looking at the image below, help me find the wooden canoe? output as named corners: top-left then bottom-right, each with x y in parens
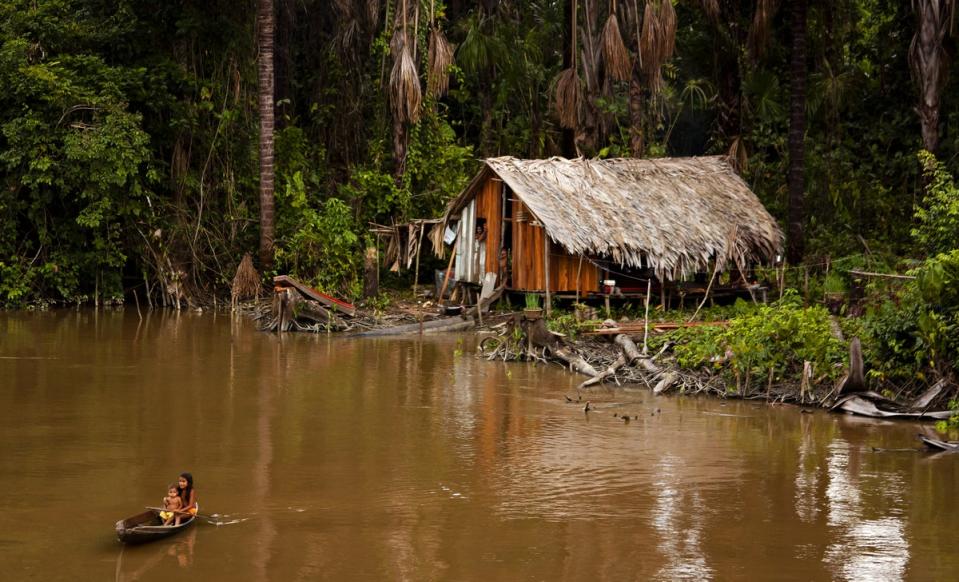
top-left (115, 506), bottom-right (197, 544)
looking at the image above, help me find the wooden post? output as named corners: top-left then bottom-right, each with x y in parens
top-left (642, 278), bottom-right (651, 355)
top-left (543, 229), bottom-right (551, 318)
top-left (439, 238), bottom-right (459, 305)
top-left (412, 223), bottom-right (425, 297)
top-left (575, 255), bottom-right (583, 304)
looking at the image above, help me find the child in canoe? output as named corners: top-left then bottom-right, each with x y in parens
top-left (159, 484), bottom-right (183, 526)
top-left (176, 472), bottom-right (198, 522)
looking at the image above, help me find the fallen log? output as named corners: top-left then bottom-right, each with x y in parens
top-left (613, 334), bottom-right (643, 364)
top-left (918, 434), bottom-right (959, 451)
top-left (553, 345), bottom-right (600, 377)
top-left (578, 354), bottom-right (627, 389)
top-left (350, 317), bottom-right (474, 337)
top-left (586, 320), bottom-right (729, 335)
top-left (653, 371), bottom-right (678, 394)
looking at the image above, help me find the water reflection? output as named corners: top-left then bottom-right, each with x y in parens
top-left (1, 311), bottom-right (957, 580)
top-left (114, 527), bottom-right (197, 581)
top-left (650, 455), bottom-right (713, 581)
top-left (823, 440), bottom-right (909, 581)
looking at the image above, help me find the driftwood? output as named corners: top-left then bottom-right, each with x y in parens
top-left (918, 434), bottom-right (959, 452)
top-left (351, 317), bottom-right (474, 337)
top-left (273, 275), bottom-right (356, 316)
top-left (653, 371), bottom-right (678, 394)
top-left (613, 334), bottom-right (643, 364)
top-left (465, 285), bottom-right (505, 322)
top-left (264, 289), bottom-right (347, 332)
top-left (578, 354), bottom-right (627, 389)
top-left (552, 345), bottom-right (600, 377)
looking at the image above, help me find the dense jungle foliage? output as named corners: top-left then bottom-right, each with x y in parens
top-left (2, 1), bottom-right (959, 394)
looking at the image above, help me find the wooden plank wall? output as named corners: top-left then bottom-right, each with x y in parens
top-left (511, 198), bottom-right (599, 293)
top-left (511, 196), bottom-right (543, 290)
top-left (473, 177), bottom-right (502, 277)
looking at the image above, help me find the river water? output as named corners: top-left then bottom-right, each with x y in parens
top-left (0, 310), bottom-right (956, 581)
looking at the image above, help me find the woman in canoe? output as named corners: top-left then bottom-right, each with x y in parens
top-left (175, 472), bottom-right (198, 524)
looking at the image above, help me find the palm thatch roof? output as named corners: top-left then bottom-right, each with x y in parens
top-left (446, 156), bottom-right (784, 280)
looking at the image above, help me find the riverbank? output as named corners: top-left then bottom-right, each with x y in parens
top-left (470, 291), bottom-right (959, 426)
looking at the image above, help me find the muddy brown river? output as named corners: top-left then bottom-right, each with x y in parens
top-left (1, 310), bottom-right (957, 580)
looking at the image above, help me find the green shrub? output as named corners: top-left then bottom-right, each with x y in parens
top-left (914, 151), bottom-right (959, 257)
top-left (275, 172), bottom-right (361, 298)
top-left (671, 291), bottom-right (846, 383)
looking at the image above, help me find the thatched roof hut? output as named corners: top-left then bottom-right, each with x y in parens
top-left (444, 156), bottom-right (783, 283)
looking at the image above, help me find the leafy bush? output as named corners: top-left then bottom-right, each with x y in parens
top-left (861, 250), bottom-right (959, 382)
top-left (914, 151), bottom-right (959, 257)
top-left (275, 172), bottom-right (360, 298)
top-left (671, 291), bottom-right (846, 383)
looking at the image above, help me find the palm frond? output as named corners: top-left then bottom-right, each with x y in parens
top-left (602, 12), bottom-right (631, 82)
top-left (700, 0), bottom-right (720, 24)
top-left (427, 26), bottom-right (455, 97)
top-left (390, 29), bottom-right (422, 124)
top-left (727, 136), bottom-right (748, 173)
top-left (748, 0), bottom-right (779, 60)
top-left (231, 253), bottom-right (260, 303)
top-left (554, 67), bottom-right (582, 129)
top-left (640, 0), bottom-right (676, 94)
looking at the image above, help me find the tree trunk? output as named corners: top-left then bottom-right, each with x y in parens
top-left (258, 0), bottom-right (276, 271)
top-left (629, 64), bottom-right (645, 157)
top-left (561, 0), bottom-right (577, 157)
top-left (786, 0), bottom-right (807, 265)
top-left (392, 116), bottom-right (409, 182)
top-left (715, 37), bottom-right (742, 147)
top-left (910, 0), bottom-right (954, 154)
top-left (274, 0), bottom-right (294, 129)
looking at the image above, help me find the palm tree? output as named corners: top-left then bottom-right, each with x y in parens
top-left (258, 0), bottom-right (276, 271)
top-left (786, 0), bottom-right (807, 264)
top-left (910, 0), bottom-right (955, 154)
top-left (389, 0), bottom-right (422, 180)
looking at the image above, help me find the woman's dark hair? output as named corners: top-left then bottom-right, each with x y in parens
top-left (177, 472), bottom-right (194, 503)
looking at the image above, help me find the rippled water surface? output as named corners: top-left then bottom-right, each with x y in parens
top-left (1, 310), bottom-right (957, 581)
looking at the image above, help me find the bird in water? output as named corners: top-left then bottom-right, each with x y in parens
top-left (584, 401), bottom-right (592, 413)
top-left (565, 395), bottom-right (574, 403)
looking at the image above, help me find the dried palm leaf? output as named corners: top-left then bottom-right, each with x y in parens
top-left (390, 30), bottom-right (422, 124)
top-left (640, 0), bottom-right (676, 94)
top-left (554, 67), bottom-right (582, 129)
top-left (727, 135), bottom-right (748, 173)
top-left (602, 10), bottom-right (631, 81)
top-left (700, 0), bottom-right (720, 24)
top-left (231, 253), bottom-right (261, 304)
top-left (747, 0), bottom-right (779, 61)
top-left (427, 26), bottom-right (455, 97)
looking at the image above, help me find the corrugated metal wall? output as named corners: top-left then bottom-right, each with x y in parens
top-left (454, 199), bottom-right (477, 283)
